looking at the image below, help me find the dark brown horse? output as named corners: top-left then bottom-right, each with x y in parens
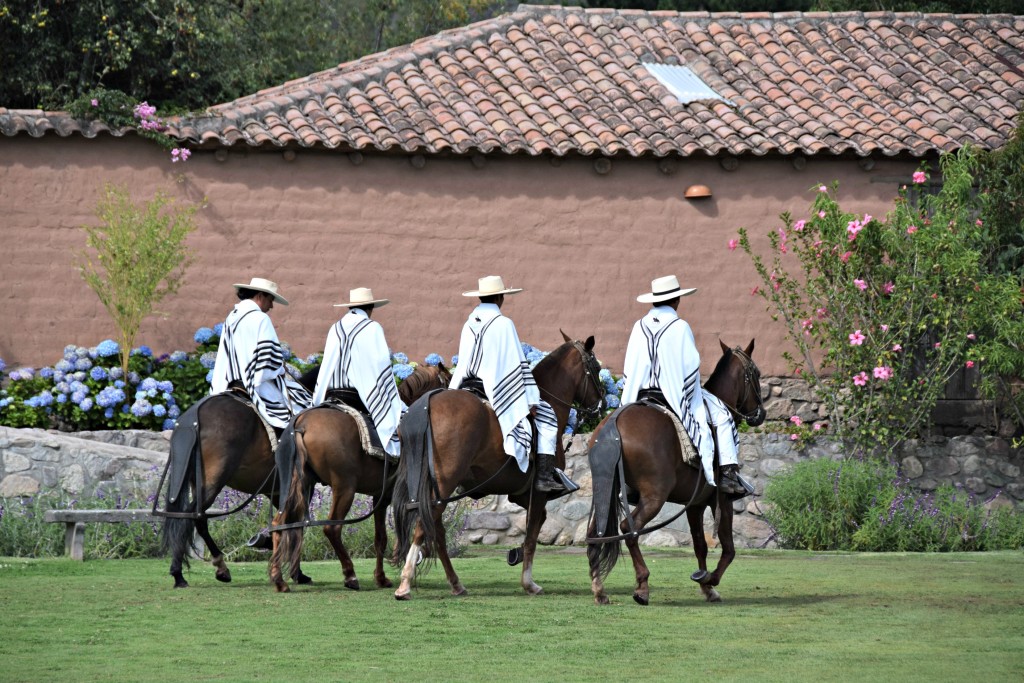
top-left (268, 363), bottom-right (453, 593)
top-left (391, 333), bottom-right (604, 599)
top-left (157, 363), bottom-right (450, 589)
top-left (586, 340), bottom-right (765, 605)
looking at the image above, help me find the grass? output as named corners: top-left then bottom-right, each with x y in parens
top-left (1, 548), bottom-right (1023, 682)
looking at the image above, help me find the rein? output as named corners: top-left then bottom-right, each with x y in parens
top-left (711, 346), bottom-right (765, 425)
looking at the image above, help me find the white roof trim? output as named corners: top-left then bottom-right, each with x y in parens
top-left (643, 62), bottom-right (735, 106)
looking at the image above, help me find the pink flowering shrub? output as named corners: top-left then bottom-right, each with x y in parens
top-left (737, 150), bottom-right (1022, 454)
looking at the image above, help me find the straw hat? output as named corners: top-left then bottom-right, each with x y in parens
top-left (233, 277), bottom-right (289, 305)
top-left (334, 287), bottom-right (390, 308)
top-left (462, 275), bottom-right (523, 297)
top-left (636, 275), bottom-right (697, 303)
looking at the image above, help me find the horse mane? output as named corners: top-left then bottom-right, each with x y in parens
top-left (705, 347), bottom-right (734, 388)
top-left (532, 341), bottom-right (571, 375)
top-left (398, 363), bottom-right (451, 404)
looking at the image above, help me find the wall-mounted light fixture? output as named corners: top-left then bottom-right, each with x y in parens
top-left (684, 184), bottom-right (712, 199)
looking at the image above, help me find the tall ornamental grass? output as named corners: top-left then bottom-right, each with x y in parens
top-left (763, 457), bottom-right (1024, 552)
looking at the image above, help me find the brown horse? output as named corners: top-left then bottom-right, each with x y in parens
top-left (391, 333), bottom-right (604, 599)
top-left (268, 363), bottom-right (453, 593)
top-left (586, 340), bottom-right (765, 606)
top-left (157, 363), bottom-right (449, 589)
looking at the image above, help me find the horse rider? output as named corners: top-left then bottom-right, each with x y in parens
top-left (311, 287), bottom-right (405, 457)
top-left (620, 275), bottom-right (748, 498)
top-left (447, 275), bottom-right (569, 494)
top-left (210, 277), bottom-right (312, 435)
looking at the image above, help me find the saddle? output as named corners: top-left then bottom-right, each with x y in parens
top-left (321, 391), bottom-right (391, 462)
top-left (458, 376), bottom-right (488, 402)
top-left (636, 390), bottom-right (701, 469)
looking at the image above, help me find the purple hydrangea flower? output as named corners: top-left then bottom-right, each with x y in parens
top-left (96, 340), bottom-right (120, 358)
top-left (199, 352), bottom-right (217, 369)
top-left (90, 366), bottom-right (108, 381)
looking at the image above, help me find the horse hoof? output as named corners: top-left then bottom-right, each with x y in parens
top-left (394, 591), bottom-right (411, 601)
top-left (173, 580), bottom-right (189, 589)
top-left (703, 587), bottom-right (722, 603)
top-left (524, 585), bottom-right (543, 596)
top-left (215, 572), bottom-right (231, 584)
top-left (595, 595), bottom-right (610, 606)
top-left (294, 572), bottom-right (313, 585)
top-left (451, 585), bottom-right (468, 597)
top-left (275, 583), bottom-right (290, 594)
top-left (376, 577), bottom-right (394, 589)
top-left (345, 579), bottom-right (361, 591)
top-left (633, 592), bottom-right (649, 606)
top-left (690, 570), bottom-right (710, 584)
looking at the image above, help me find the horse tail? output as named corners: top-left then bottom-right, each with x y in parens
top-left (391, 392), bottom-right (437, 570)
top-left (160, 404), bottom-right (202, 569)
top-left (272, 417), bottom-right (308, 579)
top-left (587, 412), bottom-right (625, 583)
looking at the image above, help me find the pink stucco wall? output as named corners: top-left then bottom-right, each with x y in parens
top-left (0, 135), bottom-right (920, 376)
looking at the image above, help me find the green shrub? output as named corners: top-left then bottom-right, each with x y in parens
top-left (764, 457), bottom-right (1024, 551)
top-left (763, 457), bottom-right (894, 550)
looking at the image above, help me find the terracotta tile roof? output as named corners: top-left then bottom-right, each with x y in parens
top-left (4, 7), bottom-right (1023, 158)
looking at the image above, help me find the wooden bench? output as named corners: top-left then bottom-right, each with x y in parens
top-left (44, 509), bottom-right (206, 561)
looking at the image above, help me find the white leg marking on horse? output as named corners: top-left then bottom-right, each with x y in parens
top-left (522, 565), bottom-right (542, 595)
top-left (395, 543), bottom-right (421, 598)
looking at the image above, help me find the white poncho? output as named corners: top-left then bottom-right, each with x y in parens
top-left (448, 303), bottom-right (556, 471)
top-left (620, 305), bottom-right (715, 481)
top-left (312, 308), bottom-right (403, 456)
top-left (210, 299), bottom-right (312, 429)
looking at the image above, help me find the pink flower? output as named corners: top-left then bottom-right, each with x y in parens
top-left (893, 344), bottom-right (902, 352)
top-left (750, 286), bottom-right (760, 296)
top-left (790, 415), bottom-right (803, 426)
top-left (818, 210), bottom-right (826, 218)
top-left (873, 366), bottom-right (893, 381)
top-left (912, 171), bottom-right (926, 184)
top-left (934, 342), bottom-right (941, 349)
top-left (967, 333), bottom-right (976, 340)
top-left (907, 225), bottom-right (918, 235)
top-left (840, 251), bottom-right (852, 263)
top-left (819, 185), bottom-right (828, 193)
top-left (816, 307), bottom-right (828, 319)
top-left (847, 220), bottom-right (863, 241)
top-left (966, 360), bottom-right (975, 368)
top-left (794, 219), bottom-right (806, 232)
top-left (854, 278), bottom-right (867, 291)
top-left (801, 319), bottom-right (814, 334)
top-left (880, 324), bottom-right (889, 331)
top-left (883, 281), bottom-right (894, 295)
top-left (853, 371), bottom-right (868, 386)
top-left (849, 329), bottom-right (866, 346)
top-left (976, 219), bottom-right (983, 227)
top-left (728, 238), bottom-right (739, 251)
top-left (863, 214), bottom-right (873, 224)
top-left (813, 423), bottom-right (823, 431)
top-left (90, 98), bottom-right (99, 107)
top-left (790, 433), bottom-right (799, 441)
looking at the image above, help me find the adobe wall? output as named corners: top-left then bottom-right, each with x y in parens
top-left (0, 135), bottom-right (920, 376)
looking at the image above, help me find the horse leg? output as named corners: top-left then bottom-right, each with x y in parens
top-left (394, 519), bottom-right (425, 600)
top-left (687, 504), bottom-right (722, 602)
top-left (621, 499), bottom-right (661, 606)
top-left (520, 495), bottom-right (548, 596)
top-left (431, 505), bottom-right (467, 596)
top-left (268, 510), bottom-right (289, 592)
top-left (194, 517), bottom-right (231, 583)
top-left (372, 498), bottom-right (393, 589)
top-left (322, 488), bottom-right (359, 590)
top-left (702, 496), bottom-right (735, 600)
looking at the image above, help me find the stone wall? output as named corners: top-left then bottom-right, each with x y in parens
top-left (3, 426), bottom-right (1019, 550)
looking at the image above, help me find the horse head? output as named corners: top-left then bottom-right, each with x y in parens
top-left (710, 339), bottom-right (765, 427)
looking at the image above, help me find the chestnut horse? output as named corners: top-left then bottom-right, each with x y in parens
top-left (586, 340), bottom-right (765, 606)
top-left (157, 363), bottom-right (449, 589)
top-left (391, 333), bottom-right (604, 599)
top-left (268, 364), bottom-right (452, 593)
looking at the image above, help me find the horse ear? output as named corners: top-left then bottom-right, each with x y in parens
top-left (745, 339), bottom-right (755, 356)
top-left (719, 339), bottom-right (730, 355)
top-left (560, 329), bottom-right (572, 342)
top-left (584, 335), bottom-right (595, 352)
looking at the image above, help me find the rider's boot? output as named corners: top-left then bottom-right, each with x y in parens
top-left (718, 464), bottom-right (750, 499)
top-left (534, 453), bottom-right (566, 493)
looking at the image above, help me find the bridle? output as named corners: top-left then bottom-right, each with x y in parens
top-left (539, 340), bottom-right (605, 423)
top-left (717, 346), bottom-right (765, 426)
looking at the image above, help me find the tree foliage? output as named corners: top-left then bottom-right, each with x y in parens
top-left (739, 147), bottom-right (1023, 455)
top-left (78, 185), bottom-right (200, 376)
top-left (0, 0), bottom-right (505, 112)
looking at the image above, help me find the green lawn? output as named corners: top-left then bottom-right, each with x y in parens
top-left (1, 549), bottom-right (1022, 682)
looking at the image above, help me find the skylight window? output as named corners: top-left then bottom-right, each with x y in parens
top-left (643, 63), bottom-right (734, 106)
